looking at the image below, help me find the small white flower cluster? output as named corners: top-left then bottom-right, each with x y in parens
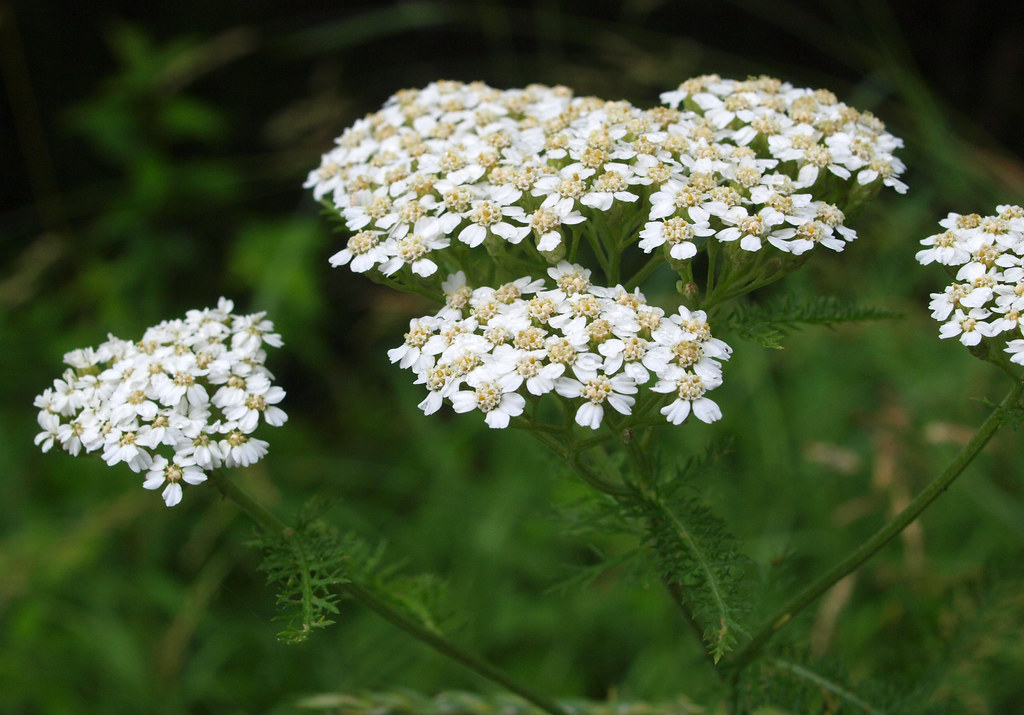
top-left (916, 205), bottom-right (1024, 360)
top-left (33, 299), bottom-right (287, 507)
top-left (306, 76), bottom-right (905, 281)
top-left (388, 263), bottom-right (731, 429)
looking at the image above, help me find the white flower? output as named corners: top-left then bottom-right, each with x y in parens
top-left (135, 411), bottom-right (190, 449)
top-left (855, 155), bottom-right (908, 194)
top-left (231, 312), bottom-right (283, 353)
top-left (916, 229), bottom-right (969, 266)
top-left (101, 425), bottom-right (154, 472)
top-left (388, 317), bottom-right (440, 370)
top-left (524, 205), bottom-right (585, 252)
top-left (148, 356), bottom-right (210, 408)
top-left (533, 163), bottom-right (595, 215)
top-left (34, 411), bottom-right (60, 453)
top-left (221, 429), bottom-right (270, 467)
top-left (177, 424), bottom-right (226, 470)
top-left (651, 367), bottom-right (723, 424)
top-left (599, 336), bottom-right (655, 384)
top-left (223, 384), bottom-right (288, 433)
top-left (638, 209), bottom-right (714, 259)
top-left (717, 206), bottom-right (795, 252)
top-left (329, 230), bottom-right (389, 273)
top-left (955, 262), bottom-right (998, 309)
top-left (312, 77), bottom-right (905, 288)
top-left (379, 217), bottom-right (450, 277)
top-left (513, 350), bottom-right (565, 395)
top-left (938, 307), bottom-right (990, 346)
top-left (579, 164), bottom-right (642, 211)
top-left (1006, 338), bottom-right (1024, 365)
top-left (555, 367), bottom-right (637, 429)
top-left (449, 371), bottom-right (525, 428)
top-left (414, 362), bottom-right (463, 415)
top-left (547, 261), bottom-right (592, 296)
top-left (928, 284), bottom-right (971, 322)
top-left (143, 455), bottom-right (207, 508)
top-left (458, 198), bottom-right (529, 247)
top-left (649, 179), bottom-right (704, 221)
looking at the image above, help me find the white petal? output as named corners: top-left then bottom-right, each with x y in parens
top-left (660, 399), bottom-right (691, 425)
top-left (575, 402), bottom-right (604, 430)
top-left (692, 397), bottom-right (722, 423)
top-left (459, 224), bottom-right (487, 247)
top-left (162, 483), bottom-right (183, 507)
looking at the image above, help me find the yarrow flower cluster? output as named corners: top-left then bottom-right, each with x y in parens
top-left (916, 205), bottom-right (1024, 362)
top-left (389, 262), bottom-right (731, 429)
top-left (306, 76), bottom-right (905, 285)
top-left (33, 299), bottom-right (287, 507)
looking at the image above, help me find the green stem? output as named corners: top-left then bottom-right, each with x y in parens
top-left (519, 404), bottom-right (636, 497)
top-left (568, 227), bottom-right (582, 264)
top-left (207, 471), bottom-right (569, 715)
top-left (595, 216), bottom-right (621, 285)
top-left (726, 379), bottom-right (1024, 675)
top-left (583, 226), bottom-right (613, 281)
top-left (342, 581), bottom-right (569, 715)
top-left (208, 469), bottom-right (292, 537)
top-left (624, 253), bottom-right (664, 291)
top-left (705, 242), bottom-right (719, 298)
top-left (539, 432), bottom-right (633, 497)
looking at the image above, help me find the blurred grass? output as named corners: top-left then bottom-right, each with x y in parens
top-left (3, 0), bottom-right (1024, 712)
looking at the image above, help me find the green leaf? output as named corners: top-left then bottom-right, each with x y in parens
top-left (159, 97), bottom-right (226, 141)
top-left (251, 500), bottom-right (350, 643)
top-left (740, 650), bottom-right (893, 715)
top-left (720, 294), bottom-right (902, 349)
top-left (620, 447), bottom-right (753, 662)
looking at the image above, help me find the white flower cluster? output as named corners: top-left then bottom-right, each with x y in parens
top-left (306, 76), bottom-right (905, 280)
top-left (33, 299), bottom-right (287, 507)
top-left (916, 205), bottom-right (1024, 361)
top-left (389, 263), bottom-right (731, 429)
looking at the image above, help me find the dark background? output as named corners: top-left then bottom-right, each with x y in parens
top-left (5, 0), bottom-right (1024, 219)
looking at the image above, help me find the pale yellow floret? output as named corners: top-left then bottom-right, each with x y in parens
top-left (582, 376), bottom-right (613, 404)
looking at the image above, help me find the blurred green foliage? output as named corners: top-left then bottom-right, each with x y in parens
top-left (4, 1), bottom-right (1024, 712)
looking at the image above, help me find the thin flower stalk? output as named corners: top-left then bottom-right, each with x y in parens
top-left (726, 379), bottom-right (1024, 675)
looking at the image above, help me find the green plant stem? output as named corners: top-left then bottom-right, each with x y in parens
top-left (518, 421), bottom-right (633, 497)
top-left (585, 228), bottom-right (612, 282)
top-left (207, 470), bottom-right (570, 715)
top-left (342, 581), bottom-right (569, 715)
top-left (624, 253), bottom-right (663, 291)
top-left (208, 469), bottom-right (293, 538)
top-left (726, 379), bottom-right (1024, 675)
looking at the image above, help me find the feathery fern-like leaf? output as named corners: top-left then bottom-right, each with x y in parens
top-left (621, 447), bottom-right (754, 662)
top-left (253, 500), bottom-right (350, 643)
top-left (740, 650), bottom-right (894, 715)
top-left (338, 538), bottom-right (454, 635)
top-left (721, 294), bottom-right (901, 349)
top-left (253, 499), bottom-right (454, 642)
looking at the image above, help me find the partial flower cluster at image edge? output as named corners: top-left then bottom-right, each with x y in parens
top-left (918, 204), bottom-right (1024, 363)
